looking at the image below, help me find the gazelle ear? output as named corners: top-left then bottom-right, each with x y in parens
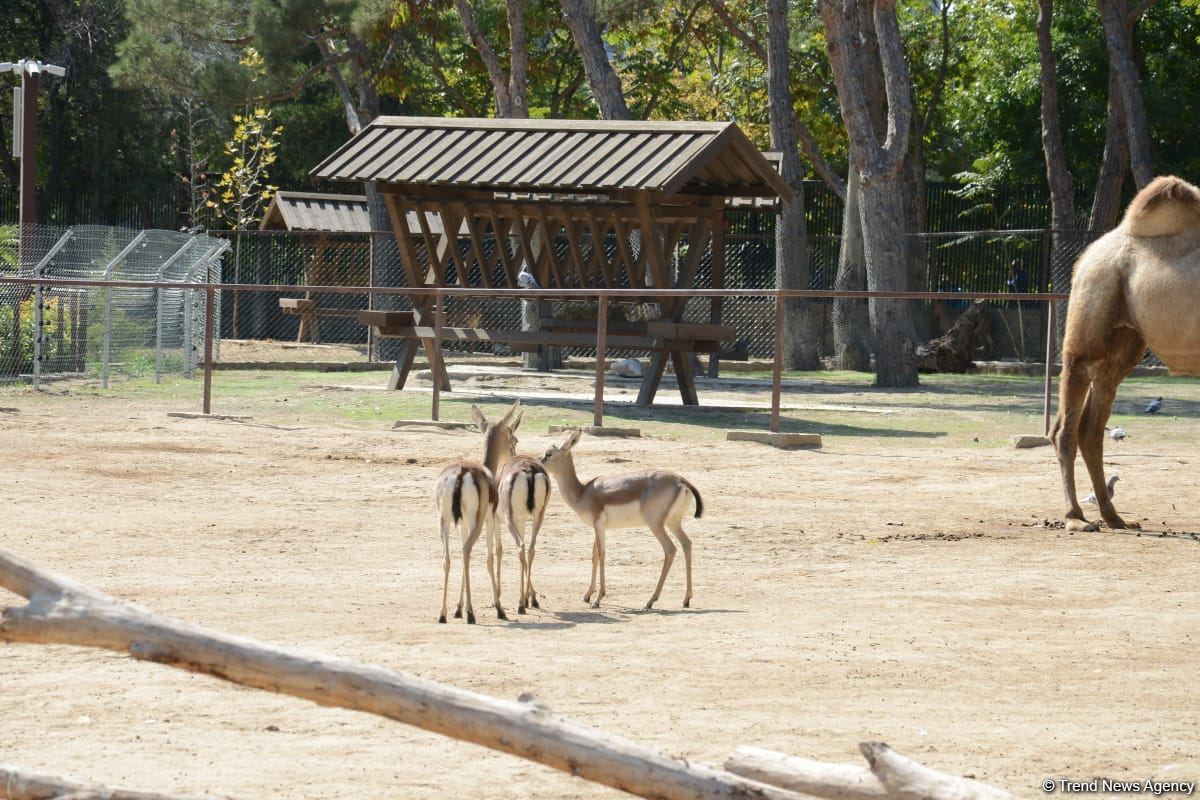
top-left (562, 429), bottom-right (582, 450)
top-left (511, 411), bottom-right (523, 432)
top-left (500, 398), bottom-right (521, 426)
top-left (470, 405), bottom-right (488, 432)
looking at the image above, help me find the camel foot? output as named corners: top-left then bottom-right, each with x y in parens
top-left (530, 596), bottom-right (541, 609)
top-left (1102, 514), bottom-right (1140, 530)
top-left (497, 608), bottom-right (508, 621)
top-left (467, 610), bottom-right (477, 625)
top-left (438, 614), bottom-right (447, 624)
top-left (517, 605), bottom-right (526, 615)
top-left (1066, 517), bottom-right (1100, 533)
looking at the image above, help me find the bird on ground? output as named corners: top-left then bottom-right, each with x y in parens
top-left (1144, 397), bottom-right (1163, 414)
top-left (1082, 475), bottom-right (1119, 504)
top-left (517, 265), bottom-right (541, 290)
top-left (1106, 426), bottom-right (1127, 441)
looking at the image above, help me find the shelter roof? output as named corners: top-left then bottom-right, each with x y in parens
top-left (310, 117), bottom-right (791, 200)
top-left (260, 191), bottom-right (445, 234)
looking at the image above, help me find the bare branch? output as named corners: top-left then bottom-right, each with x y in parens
top-left (456, 0), bottom-right (514, 116)
top-left (707, 0), bottom-right (766, 61)
top-left (0, 765), bottom-right (227, 800)
top-left (919, 0), bottom-right (952, 137)
top-left (794, 119), bottom-right (846, 200)
top-left (314, 38), bottom-right (362, 134)
top-left (253, 52), bottom-right (354, 104)
top-left (1127, 0), bottom-right (1159, 24)
top-left (873, 0), bottom-right (914, 172)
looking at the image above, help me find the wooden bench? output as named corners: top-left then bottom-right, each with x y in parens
top-left (279, 297), bottom-right (360, 344)
top-left (358, 309), bottom-right (738, 404)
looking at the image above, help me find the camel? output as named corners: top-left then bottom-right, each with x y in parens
top-left (1051, 175), bottom-right (1200, 531)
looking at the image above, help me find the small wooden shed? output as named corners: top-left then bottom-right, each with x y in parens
top-left (311, 117), bottom-right (791, 404)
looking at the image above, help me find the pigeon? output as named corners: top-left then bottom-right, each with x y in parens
top-left (1082, 475), bottom-right (1119, 504)
top-left (517, 265), bottom-right (541, 290)
top-left (1107, 426), bottom-right (1127, 441)
top-left (1144, 397), bottom-right (1163, 414)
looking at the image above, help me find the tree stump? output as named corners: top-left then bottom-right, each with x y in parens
top-left (916, 300), bottom-right (991, 373)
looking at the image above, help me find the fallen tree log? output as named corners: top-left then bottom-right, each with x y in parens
top-left (0, 765), bottom-right (225, 800)
top-left (725, 745), bottom-right (1019, 800)
top-left (917, 300), bottom-right (991, 373)
top-left (0, 546), bottom-right (803, 800)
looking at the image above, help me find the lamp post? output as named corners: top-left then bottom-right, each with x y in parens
top-left (2, 59), bottom-right (66, 268)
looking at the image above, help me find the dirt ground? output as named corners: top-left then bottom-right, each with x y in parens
top-left (1, 363), bottom-right (1198, 799)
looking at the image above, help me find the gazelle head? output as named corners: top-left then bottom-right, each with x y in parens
top-left (540, 429), bottom-right (581, 474)
top-left (472, 400), bottom-right (523, 468)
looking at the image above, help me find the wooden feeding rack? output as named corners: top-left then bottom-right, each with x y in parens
top-left (310, 116), bottom-right (791, 405)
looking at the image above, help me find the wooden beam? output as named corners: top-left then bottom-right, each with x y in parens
top-left (531, 205), bottom-right (566, 288)
top-left (412, 201), bottom-right (449, 288)
top-left (634, 193), bottom-right (673, 312)
top-left (560, 215), bottom-right (591, 288)
top-left (460, 208), bottom-right (495, 289)
top-left (0, 765), bottom-right (226, 800)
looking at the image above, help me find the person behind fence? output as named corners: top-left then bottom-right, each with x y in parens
top-left (1006, 260), bottom-right (1028, 307)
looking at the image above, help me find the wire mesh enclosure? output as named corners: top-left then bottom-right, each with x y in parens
top-left (0, 224), bottom-right (228, 383)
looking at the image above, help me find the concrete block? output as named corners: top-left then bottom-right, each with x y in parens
top-left (726, 430), bottom-right (822, 449)
top-left (1012, 434), bottom-right (1051, 449)
top-left (392, 419), bottom-right (477, 431)
top-left (167, 412), bottom-right (254, 422)
top-left (548, 425), bottom-right (641, 438)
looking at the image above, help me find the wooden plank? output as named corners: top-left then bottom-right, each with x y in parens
top-left (532, 205), bottom-right (566, 288)
top-left (646, 321), bottom-right (735, 341)
top-left (385, 195), bottom-right (429, 294)
top-left (635, 193), bottom-right (674, 312)
top-left (465, 130), bottom-right (552, 187)
top-left (412, 200), bottom-right (449, 287)
top-left (460, 208), bottom-right (495, 289)
top-left (580, 213), bottom-right (614, 289)
top-left (443, 129), bottom-right (516, 185)
top-left (358, 310), bottom-right (415, 327)
top-left (279, 298), bottom-right (317, 311)
top-left (560, 215), bottom-right (590, 287)
top-left (523, 132), bottom-right (590, 185)
top-left (486, 210), bottom-right (518, 288)
top-left (385, 128), bottom-right (463, 183)
top-left (611, 214), bottom-right (642, 291)
top-left (422, 129), bottom-right (491, 183)
top-left (494, 131), bottom-right (571, 187)
top-left (371, 325), bottom-right (709, 351)
top-left (434, 203), bottom-right (471, 287)
top-left (579, 132), bottom-right (654, 188)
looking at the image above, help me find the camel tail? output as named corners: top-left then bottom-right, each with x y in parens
top-left (681, 479), bottom-right (704, 519)
top-left (1122, 176), bottom-right (1200, 237)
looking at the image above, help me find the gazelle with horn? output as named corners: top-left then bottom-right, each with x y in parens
top-left (540, 430), bottom-right (702, 610)
top-left (434, 401), bottom-right (520, 624)
top-left (475, 405), bottom-right (552, 615)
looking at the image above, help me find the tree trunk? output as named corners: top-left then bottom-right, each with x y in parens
top-left (833, 166), bottom-right (872, 371)
top-left (821, 0), bottom-right (918, 387)
top-left (859, 173), bottom-right (919, 387)
top-left (1089, 64), bottom-right (1130, 233)
top-left (560, 0), bottom-right (632, 120)
top-left (1038, 0), bottom-right (1077, 235)
top-left (767, 0), bottom-right (820, 370)
top-left (1096, 0), bottom-right (1153, 188)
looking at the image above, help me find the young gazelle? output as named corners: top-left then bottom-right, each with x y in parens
top-left (434, 402), bottom-right (520, 624)
top-left (540, 430), bottom-right (702, 610)
top-left (470, 402), bottom-right (551, 614)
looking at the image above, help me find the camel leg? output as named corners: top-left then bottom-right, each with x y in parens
top-left (670, 522), bottom-right (693, 608)
top-left (644, 524), bottom-right (677, 610)
top-left (583, 535), bottom-right (599, 603)
top-left (438, 517), bottom-right (452, 624)
top-left (1080, 329), bottom-right (1146, 530)
top-left (1051, 359), bottom-right (1098, 532)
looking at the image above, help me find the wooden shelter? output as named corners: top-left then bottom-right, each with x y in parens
top-left (311, 117), bottom-right (791, 404)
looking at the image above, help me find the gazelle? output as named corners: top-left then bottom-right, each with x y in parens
top-left (434, 401), bottom-right (520, 624)
top-left (471, 402), bottom-right (551, 615)
top-left (540, 430), bottom-right (702, 610)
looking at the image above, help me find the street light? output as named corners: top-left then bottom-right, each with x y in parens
top-left (2, 59), bottom-right (66, 268)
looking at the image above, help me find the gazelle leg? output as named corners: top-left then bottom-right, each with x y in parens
top-left (486, 513), bottom-right (507, 620)
top-left (439, 517), bottom-right (452, 624)
top-left (526, 519), bottom-right (542, 609)
top-left (644, 524), bottom-right (677, 610)
top-left (583, 534), bottom-right (599, 603)
top-left (670, 523), bottom-right (693, 608)
top-left (462, 516), bottom-right (485, 625)
top-left (592, 525), bottom-right (608, 609)
top-left (507, 517), bottom-right (528, 614)
top-left (454, 519), bottom-right (465, 619)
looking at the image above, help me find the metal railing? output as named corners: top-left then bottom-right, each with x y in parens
top-left (0, 276), bottom-right (1069, 434)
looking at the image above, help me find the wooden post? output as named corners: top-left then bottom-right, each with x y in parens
top-left (708, 207), bottom-right (726, 378)
top-left (771, 293), bottom-right (784, 433)
top-left (203, 286), bottom-right (214, 415)
top-left (1043, 298), bottom-right (1056, 436)
top-left (432, 291), bottom-right (444, 421)
top-left (594, 295), bottom-right (607, 427)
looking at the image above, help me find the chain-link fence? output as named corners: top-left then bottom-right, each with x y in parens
top-left (0, 224), bottom-right (229, 383)
top-left (212, 220), bottom-right (1103, 366)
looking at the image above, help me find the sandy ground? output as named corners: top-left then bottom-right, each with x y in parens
top-left (1, 368), bottom-right (1198, 799)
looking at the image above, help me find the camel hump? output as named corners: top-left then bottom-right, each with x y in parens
top-left (1122, 175), bottom-right (1200, 237)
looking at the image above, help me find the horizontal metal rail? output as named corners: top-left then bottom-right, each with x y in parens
top-left (0, 276), bottom-right (1065, 435)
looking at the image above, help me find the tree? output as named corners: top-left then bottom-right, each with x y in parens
top-left (1096, 0), bottom-right (1156, 189)
top-left (766, 0), bottom-right (820, 370)
top-left (559, 0), bottom-right (632, 119)
top-left (821, 0), bottom-right (919, 387)
top-left (1037, 0), bottom-right (1077, 252)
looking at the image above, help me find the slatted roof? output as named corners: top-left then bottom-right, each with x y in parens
top-left (311, 117), bottom-right (792, 200)
top-left (259, 191), bottom-right (444, 234)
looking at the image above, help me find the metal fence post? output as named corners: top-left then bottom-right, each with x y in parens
top-left (99, 231), bottom-right (147, 388)
top-left (432, 291), bottom-right (444, 421)
top-left (771, 292), bottom-right (784, 433)
top-left (182, 283), bottom-right (194, 379)
top-left (1043, 299), bottom-right (1057, 436)
top-left (28, 228), bottom-right (74, 389)
top-left (203, 286), bottom-right (214, 414)
top-left (594, 294), bottom-right (607, 427)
